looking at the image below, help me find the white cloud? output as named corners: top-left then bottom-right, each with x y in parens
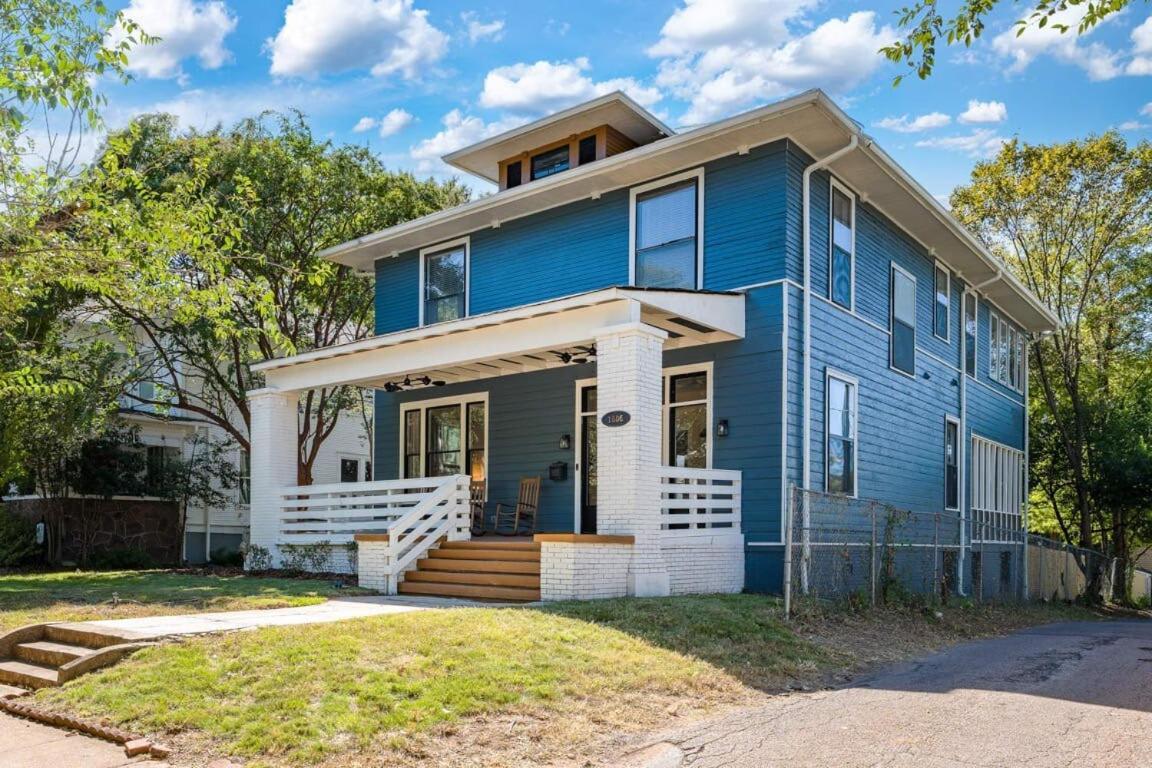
top-left (409, 109), bottom-right (523, 175)
top-left (875, 112), bottom-right (951, 133)
top-left (958, 99), bottom-right (1008, 124)
top-left (353, 116), bottom-right (377, 133)
top-left (647, 0), bottom-right (897, 125)
top-left (351, 108), bottom-right (413, 137)
top-left (462, 11), bottom-right (504, 43)
top-left (1142, 102), bottom-right (1152, 116)
top-left (1117, 120), bottom-right (1148, 130)
top-left (992, 5), bottom-right (1122, 80)
top-left (109, 0), bottom-right (237, 82)
top-left (915, 129), bottom-right (1007, 158)
top-left (267, 0), bottom-right (448, 79)
top-left (479, 58), bottom-right (661, 115)
top-left (1127, 17), bottom-right (1152, 74)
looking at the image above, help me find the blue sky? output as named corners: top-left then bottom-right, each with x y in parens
top-left (96, 0), bottom-right (1152, 201)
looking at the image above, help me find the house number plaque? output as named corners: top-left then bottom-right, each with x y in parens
top-left (601, 410), bottom-right (631, 427)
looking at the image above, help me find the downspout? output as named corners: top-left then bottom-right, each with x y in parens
top-left (800, 133), bottom-right (858, 594)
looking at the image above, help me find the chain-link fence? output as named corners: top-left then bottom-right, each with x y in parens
top-left (782, 486), bottom-right (1117, 618)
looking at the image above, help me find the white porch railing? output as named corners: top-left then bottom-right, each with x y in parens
top-left (658, 466), bottom-right (742, 533)
top-left (279, 476), bottom-right (470, 589)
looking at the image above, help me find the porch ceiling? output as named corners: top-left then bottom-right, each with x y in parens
top-left (251, 287), bottom-right (744, 393)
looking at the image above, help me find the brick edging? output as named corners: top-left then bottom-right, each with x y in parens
top-left (0, 697), bottom-right (170, 758)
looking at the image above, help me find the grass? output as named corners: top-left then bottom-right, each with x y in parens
top-left (0, 569), bottom-right (370, 631)
top-left (30, 594), bottom-right (1097, 768)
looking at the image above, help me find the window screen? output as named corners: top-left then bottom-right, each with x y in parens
top-left (635, 179), bottom-right (698, 289)
top-left (424, 246), bottom-right (466, 324)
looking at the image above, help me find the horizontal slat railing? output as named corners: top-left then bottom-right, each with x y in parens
top-left (659, 466), bottom-right (741, 533)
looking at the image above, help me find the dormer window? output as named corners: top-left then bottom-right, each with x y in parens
top-left (531, 145), bottom-right (570, 180)
top-left (506, 161), bottom-right (522, 189)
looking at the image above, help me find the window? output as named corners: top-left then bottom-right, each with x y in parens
top-left (829, 183), bottom-right (854, 309)
top-left (505, 160), bottom-right (522, 188)
top-left (666, 371), bottom-right (708, 469)
top-left (933, 264), bottom-right (950, 340)
top-left (631, 171), bottom-right (702, 290)
top-left (365, 461), bottom-right (372, 481)
top-left (340, 458), bottom-right (359, 483)
top-left (238, 449), bottom-right (251, 505)
top-left (400, 395), bottom-right (487, 481)
top-left (945, 418), bottom-right (959, 510)
top-left (971, 435), bottom-right (1024, 542)
top-left (826, 372), bottom-right (858, 496)
top-left (578, 135), bottom-right (597, 165)
top-left (145, 445), bottom-right (179, 493)
top-left (890, 265), bottom-right (917, 376)
top-left (422, 241), bottom-right (467, 325)
top-left (964, 293), bottom-right (977, 378)
top-left (988, 309), bottom-right (1024, 391)
top-left (530, 145), bottom-right (570, 180)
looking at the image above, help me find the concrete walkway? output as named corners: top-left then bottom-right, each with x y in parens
top-left (77, 595), bottom-right (483, 639)
top-left (0, 713), bottom-right (163, 768)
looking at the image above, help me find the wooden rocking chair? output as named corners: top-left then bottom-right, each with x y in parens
top-left (494, 477), bottom-right (541, 536)
top-left (469, 480), bottom-right (487, 535)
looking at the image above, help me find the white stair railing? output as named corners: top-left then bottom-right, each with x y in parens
top-left (658, 466), bottom-right (741, 533)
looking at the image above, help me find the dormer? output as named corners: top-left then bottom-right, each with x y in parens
top-left (442, 91), bottom-right (673, 190)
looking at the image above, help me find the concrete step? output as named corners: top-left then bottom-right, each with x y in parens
top-left (14, 641), bottom-right (89, 667)
top-left (43, 624), bottom-right (133, 649)
top-left (431, 547), bottom-right (541, 562)
top-left (397, 580), bottom-right (540, 602)
top-left (0, 660), bottom-right (59, 689)
top-left (439, 539), bottom-right (540, 551)
top-left (404, 570), bottom-right (541, 589)
top-left (417, 557), bottom-right (541, 575)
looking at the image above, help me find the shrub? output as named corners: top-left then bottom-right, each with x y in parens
top-left (89, 547), bottom-right (157, 570)
top-left (209, 547), bottom-right (244, 567)
top-left (0, 508), bottom-right (39, 567)
top-left (241, 543), bottom-right (272, 571)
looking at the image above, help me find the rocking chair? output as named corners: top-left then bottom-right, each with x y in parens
top-left (493, 477), bottom-right (541, 536)
top-left (469, 480), bottom-right (488, 535)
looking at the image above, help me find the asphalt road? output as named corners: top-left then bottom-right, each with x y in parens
top-left (628, 620), bottom-right (1152, 768)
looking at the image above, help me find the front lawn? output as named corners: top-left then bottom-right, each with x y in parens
top-left (0, 569), bottom-right (369, 631)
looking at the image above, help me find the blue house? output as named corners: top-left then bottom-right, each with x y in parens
top-left (247, 90), bottom-right (1057, 602)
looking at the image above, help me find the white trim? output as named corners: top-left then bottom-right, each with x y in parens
top-left (944, 415), bottom-right (960, 511)
top-left (417, 236), bottom-right (470, 328)
top-left (828, 177), bottom-right (856, 311)
top-left (933, 261), bottom-right (951, 342)
top-left (889, 261), bottom-right (918, 378)
top-left (397, 391), bottom-right (489, 481)
top-left (824, 368), bottom-right (859, 498)
top-left (661, 362), bottom-right (714, 469)
top-left (779, 285), bottom-right (789, 546)
top-left (731, 277), bottom-right (788, 293)
top-left (628, 167), bottom-right (705, 289)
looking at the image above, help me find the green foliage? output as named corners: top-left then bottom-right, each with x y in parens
top-left (88, 547), bottom-right (157, 571)
top-left (209, 547), bottom-right (244, 567)
top-left (882, 0), bottom-right (1134, 83)
top-left (241, 543), bottom-right (272, 572)
top-left (0, 507), bottom-right (38, 567)
top-left (279, 541), bottom-right (336, 573)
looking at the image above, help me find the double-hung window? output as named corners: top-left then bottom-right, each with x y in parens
top-left (632, 171), bottom-right (702, 290)
top-left (933, 263), bottom-right (950, 340)
top-left (964, 293), bottom-right (977, 378)
top-left (945, 417), bottom-right (959, 510)
top-left (988, 309), bottom-right (1024, 391)
top-left (829, 183), bottom-right (854, 309)
top-left (890, 265), bottom-right (917, 376)
top-left (826, 371), bottom-right (858, 496)
top-left (422, 241), bottom-right (467, 325)
top-left (237, 449), bottom-right (251, 505)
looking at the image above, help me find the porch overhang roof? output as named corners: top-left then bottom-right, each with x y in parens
top-left (251, 287), bottom-right (744, 393)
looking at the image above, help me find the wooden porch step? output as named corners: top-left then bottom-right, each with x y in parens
top-left (397, 580), bottom-right (540, 602)
top-left (404, 570), bottom-right (541, 589)
top-left (439, 539), bottom-right (540, 551)
top-left (0, 660), bottom-right (59, 689)
top-left (14, 640), bottom-right (89, 667)
top-left (430, 547), bottom-right (541, 562)
top-left (417, 557), bottom-right (541, 575)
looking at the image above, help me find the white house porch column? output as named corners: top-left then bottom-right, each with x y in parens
top-left (247, 388), bottom-right (299, 567)
top-left (595, 323), bottom-right (669, 597)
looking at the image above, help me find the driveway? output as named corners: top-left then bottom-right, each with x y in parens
top-left (623, 620), bottom-right (1152, 767)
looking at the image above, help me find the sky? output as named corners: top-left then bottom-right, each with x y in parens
top-left (93, 0), bottom-right (1152, 201)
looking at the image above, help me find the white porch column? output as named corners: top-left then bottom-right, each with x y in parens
top-left (247, 388), bottom-right (299, 567)
top-left (595, 323), bottom-right (669, 597)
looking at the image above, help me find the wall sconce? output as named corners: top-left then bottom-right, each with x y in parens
top-left (559, 434), bottom-right (572, 450)
top-left (716, 419), bottom-right (729, 438)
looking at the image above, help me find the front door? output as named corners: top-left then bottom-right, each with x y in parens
top-left (577, 384), bottom-right (597, 534)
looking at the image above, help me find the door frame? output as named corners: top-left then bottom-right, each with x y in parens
top-left (573, 377), bottom-right (596, 533)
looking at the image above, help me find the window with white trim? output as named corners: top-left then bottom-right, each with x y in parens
top-left (400, 395), bottom-right (487, 481)
top-left (933, 263), bottom-right (949, 340)
top-left (422, 242), bottom-right (467, 325)
top-left (829, 183), bottom-right (854, 309)
top-left (890, 265), bottom-right (916, 376)
top-left (826, 371), bottom-right (858, 496)
top-left (631, 171), bottom-right (701, 290)
top-left (964, 293), bottom-right (977, 378)
top-left (665, 370), bottom-right (708, 469)
top-left (971, 436), bottom-right (1024, 542)
top-left (944, 418), bottom-right (959, 510)
top-left (237, 449), bottom-right (250, 505)
top-left (988, 309), bottom-right (1023, 391)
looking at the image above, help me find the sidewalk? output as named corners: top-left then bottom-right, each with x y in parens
top-left (0, 713), bottom-right (163, 768)
top-left (75, 595), bottom-right (484, 639)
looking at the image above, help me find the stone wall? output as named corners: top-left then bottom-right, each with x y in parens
top-left (7, 497), bottom-right (182, 565)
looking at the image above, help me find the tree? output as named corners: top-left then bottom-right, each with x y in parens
top-left (148, 433), bottom-right (238, 563)
top-left (882, 0), bottom-right (1138, 83)
top-left (950, 133), bottom-right (1152, 599)
top-left (78, 112), bottom-right (469, 483)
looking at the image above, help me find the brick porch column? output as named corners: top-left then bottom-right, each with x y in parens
top-left (247, 388), bottom-right (299, 568)
top-left (595, 323), bottom-right (669, 597)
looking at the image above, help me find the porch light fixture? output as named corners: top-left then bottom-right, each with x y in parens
top-left (716, 419), bottom-right (729, 438)
top-left (559, 434), bottom-right (571, 450)
top-left (382, 375), bottom-right (446, 393)
top-left (550, 345), bottom-right (597, 365)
